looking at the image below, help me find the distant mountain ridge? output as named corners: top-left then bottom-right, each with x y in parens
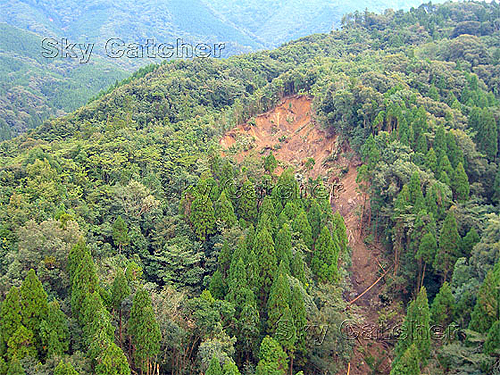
top-left (0, 0), bottom-right (448, 139)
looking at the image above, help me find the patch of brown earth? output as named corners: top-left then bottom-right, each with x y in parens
top-left (220, 96), bottom-right (335, 178)
top-left (220, 96), bottom-right (392, 375)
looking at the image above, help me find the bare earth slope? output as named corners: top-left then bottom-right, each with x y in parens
top-left (220, 96), bottom-right (392, 375)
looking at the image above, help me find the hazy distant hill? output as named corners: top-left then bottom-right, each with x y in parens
top-left (0, 23), bottom-right (128, 139)
top-left (1, 0), bottom-right (447, 57)
top-left (0, 0), bottom-right (447, 139)
top-left (203, 0), bottom-right (448, 47)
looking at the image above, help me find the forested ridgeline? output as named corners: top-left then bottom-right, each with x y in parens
top-left (0, 23), bottom-right (128, 141)
top-left (0, 1), bottom-right (499, 375)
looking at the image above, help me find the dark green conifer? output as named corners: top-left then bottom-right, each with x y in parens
top-left (451, 162), bottom-right (469, 202)
top-left (292, 210), bottom-right (313, 249)
top-left (390, 344), bottom-right (420, 375)
top-left (40, 301), bottom-right (69, 357)
top-left (95, 342), bottom-right (131, 375)
top-left (255, 336), bottom-right (288, 375)
top-left (237, 180), bottom-right (258, 223)
top-left (311, 226), bottom-right (339, 283)
top-left (307, 199), bottom-right (322, 241)
top-left (469, 263), bottom-right (500, 333)
top-left (430, 282), bottom-right (455, 328)
top-left (0, 287), bottom-right (22, 345)
top-left (7, 325), bottom-right (36, 360)
top-left (190, 194), bottom-right (216, 241)
top-left (425, 148), bottom-right (437, 174)
top-left (110, 269), bottom-right (131, 345)
top-left (253, 228), bottom-right (277, 303)
top-left (19, 269), bottom-right (48, 341)
top-left (484, 320), bottom-right (500, 356)
top-left (215, 190), bottom-right (237, 230)
top-left (275, 224), bottom-right (292, 269)
top-left (128, 288), bottom-right (161, 373)
top-left (394, 288), bottom-right (430, 367)
top-left (267, 273), bottom-right (291, 333)
top-left (112, 216), bottom-right (129, 253)
top-left (70, 251), bottom-right (99, 323)
top-left (434, 210), bottom-right (460, 281)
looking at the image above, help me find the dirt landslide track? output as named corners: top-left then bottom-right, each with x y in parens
top-left (220, 96), bottom-right (392, 375)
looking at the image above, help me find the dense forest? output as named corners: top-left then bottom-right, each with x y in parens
top-left (0, 23), bottom-right (128, 141)
top-left (0, 0), bottom-right (447, 141)
top-left (0, 1), bottom-right (499, 375)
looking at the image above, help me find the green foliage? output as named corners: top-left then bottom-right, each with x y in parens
top-left (474, 109), bottom-right (498, 160)
top-left (253, 227), bottom-right (277, 302)
top-left (95, 342), bottom-right (131, 375)
top-left (292, 211), bottom-right (313, 250)
top-left (110, 269), bottom-right (130, 312)
top-left (484, 320), bottom-right (500, 356)
top-left (307, 199), bottom-right (322, 241)
top-left (469, 263), bottom-right (500, 333)
top-left (267, 273), bottom-right (291, 334)
top-left (255, 336), bottom-right (287, 375)
top-left (451, 162), bottom-right (469, 202)
top-left (40, 301), bottom-right (69, 357)
top-left (190, 194), bottom-right (216, 241)
top-left (431, 282), bottom-right (455, 328)
top-left (434, 210), bottom-right (460, 281)
top-left (70, 251), bottom-right (99, 323)
top-left (416, 232), bottom-right (437, 266)
top-left (394, 288), bottom-right (430, 368)
top-left (222, 361), bottom-right (241, 375)
top-left (128, 288), bottom-right (161, 372)
top-left (290, 285), bottom-right (306, 354)
top-left (54, 361), bottom-right (79, 375)
top-left (19, 269), bottom-right (48, 342)
top-left (0, 3), bottom-right (498, 374)
top-left (275, 224), bottom-right (292, 267)
top-left (209, 270), bottom-right (226, 300)
top-left (263, 152), bottom-right (278, 174)
top-left (311, 226), bottom-right (339, 283)
top-left (333, 212), bottom-right (348, 255)
top-left (390, 344), bottom-right (420, 375)
top-left (7, 325), bottom-right (36, 360)
top-left (0, 287), bottom-right (22, 346)
top-left (273, 169), bottom-right (299, 208)
top-left (238, 180), bottom-right (258, 224)
top-left (112, 216), bottom-right (129, 252)
top-left (7, 356), bottom-right (25, 375)
top-left (215, 191), bottom-right (238, 230)
top-left (206, 356), bottom-right (223, 375)
top-left (460, 228), bottom-right (479, 257)
top-left (274, 305), bottom-right (296, 352)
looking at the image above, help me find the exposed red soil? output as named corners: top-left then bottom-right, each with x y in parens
top-left (220, 96), bottom-right (392, 375)
top-left (220, 96), bottom-right (335, 178)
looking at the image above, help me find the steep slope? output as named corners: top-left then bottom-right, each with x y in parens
top-left (0, 23), bottom-right (128, 139)
top-left (221, 96), bottom-right (392, 374)
top-left (0, 0), bottom-right (458, 140)
top-left (221, 95), bottom-right (336, 177)
top-left (0, 2), bottom-right (498, 374)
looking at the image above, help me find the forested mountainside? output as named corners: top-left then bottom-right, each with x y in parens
top-left (0, 0), bottom-right (446, 140)
top-left (0, 1), bottom-right (499, 375)
top-left (1, 0), bottom-right (446, 52)
top-left (0, 23), bottom-right (128, 141)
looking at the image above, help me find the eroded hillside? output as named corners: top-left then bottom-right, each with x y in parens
top-left (220, 96), bottom-right (392, 374)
